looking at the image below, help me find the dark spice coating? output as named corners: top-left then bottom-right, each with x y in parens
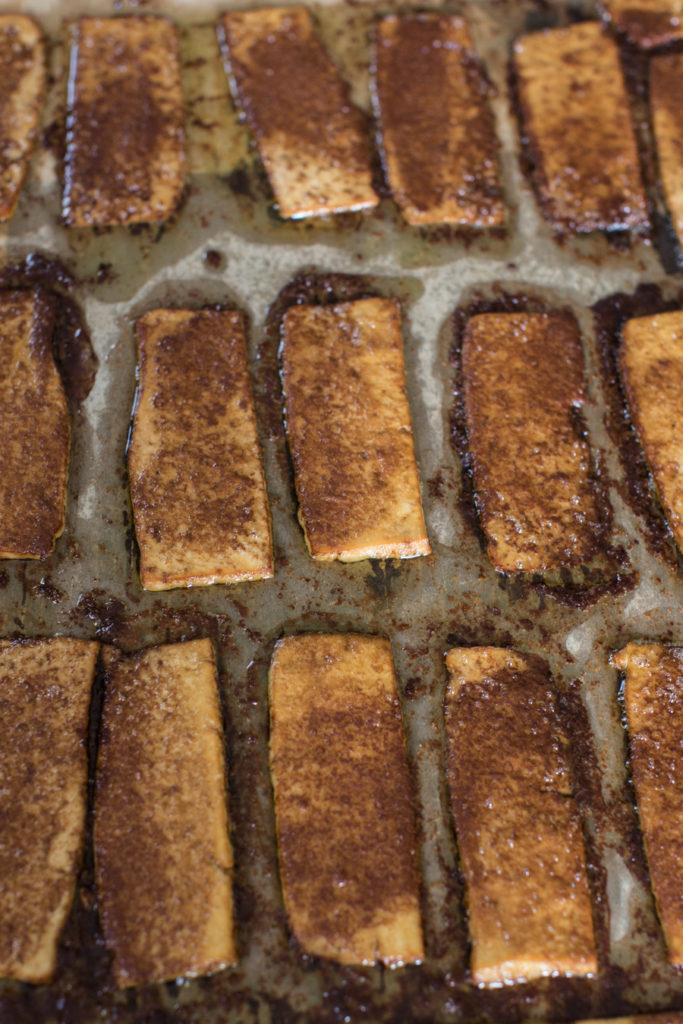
top-left (444, 647), bottom-right (597, 984)
top-left (63, 16), bottom-right (186, 227)
top-left (95, 639), bottom-right (235, 987)
top-left (0, 288), bottom-right (70, 559)
top-left (462, 310), bottom-right (604, 573)
top-left (614, 643), bottom-right (683, 968)
top-left (599, 0), bottom-right (683, 47)
top-left (268, 634), bottom-right (423, 965)
top-left (0, 15), bottom-right (45, 221)
top-left (0, 637), bottom-right (99, 982)
top-left (514, 21), bottom-right (648, 234)
top-left (372, 13), bottom-right (503, 227)
top-left (220, 6), bottom-right (378, 219)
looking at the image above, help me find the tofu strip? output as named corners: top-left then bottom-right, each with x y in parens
top-left (600, 0), bottom-right (683, 47)
top-left (280, 297), bottom-right (430, 561)
top-left (269, 634), bottom-right (424, 966)
top-left (650, 55), bottom-right (683, 253)
top-left (0, 15), bottom-right (45, 221)
top-left (220, 6), bottom-right (378, 219)
top-left (462, 311), bottom-right (602, 573)
top-left (128, 308), bottom-right (273, 590)
top-left (444, 647), bottom-right (597, 985)
top-left (63, 16), bottom-right (185, 227)
top-left (373, 14), bottom-right (503, 227)
top-left (95, 639), bottom-right (235, 987)
top-left (619, 311), bottom-right (683, 551)
top-left (0, 289), bottom-right (69, 559)
top-left (612, 643), bottom-right (683, 967)
top-left (514, 21), bottom-right (647, 233)
top-left (0, 637), bottom-right (99, 983)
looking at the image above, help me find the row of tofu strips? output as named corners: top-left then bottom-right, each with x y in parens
top-left (0, 634), bottom-right (680, 987)
top-left (3, 289), bottom-right (682, 582)
top-left (3, 8), bottom-right (683, 241)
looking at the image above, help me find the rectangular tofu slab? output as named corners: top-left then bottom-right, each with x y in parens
top-left (619, 311), bottom-right (683, 551)
top-left (373, 14), bottom-right (503, 227)
top-left (600, 0), bottom-right (683, 47)
top-left (444, 647), bottom-right (597, 985)
top-left (612, 643), bottom-right (683, 967)
top-left (220, 6), bottom-right (378, 219)
top-left (280, 297), bottom-right (430, 561)
top-left (63, 16), bottom-right (185, 227)
top-left (0, 15), bottom-right (45, 221)
top-left (514, 21), bottom-right (648, 233)
top-left (650, 55), bottom-right (683, 253)
top-left (0, 289), bottom-right (70, 559)
top-left (95, 638), bottom-right (235, 987)
top-left (462, 311), bottom-right (602, 573)
top-left (0, 637), bottom-right (99, 983)
top-left (268, 634), bottom-right (423, 966)
top-left (128, 308), bottom-right (273, 590)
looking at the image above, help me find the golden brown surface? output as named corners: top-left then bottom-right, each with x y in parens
top-left (128, 308), bottom-right (273, 590)
top-left (281, 297), bottom-right (430, 561)
top-left (514, 21), bottom-right (648, 233)
top-left (462, 311), bottom-right (602, 573)
top-left (0, 289), bottom-right (70, 560)
top-left (612, 643), bottom-right (683, 968)
top-left (373, 14), bottom-right (503, 227)
top-left (0, 15), bottom-right (45, 221)
top-left (220, 6), bottom-right (378, 219)
top-left (0, 637), bottom-right (99, 983)
top-left (600, 0), bottom-right (683, 46)
top-left (444, 646), bottom-right (597, 985)
top-left (620, 311), bottom-right (683, 552)
top-left (269, 634), bottom-right (423, 966)
top-left (650, 56), bottom-right (683, 254)
top-left (63, 16), bottom-right (185, 227)
top-left (95, 639), bottom-right (235, 987)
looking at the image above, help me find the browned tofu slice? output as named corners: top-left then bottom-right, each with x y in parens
top-left (63, 16), bottom-right (186, 227)
top-left (650, 55), bottom-right (683, 252)
top-left (280, 297), bottom-right (430, 561)
top-left (0, 637), bottom-right (99, 983)
top-left (128, 308), bottom-right (273, 590)
top-left (373, 14), bottom-right (503, 227)
top-left (619, 311), bottom-right (683, 551)
top-left (600, 0), bottom-right (683, 46)
top-left (0, 289), bottom-right (69, 559)
top-left (612, 643), bottom-right (683, 967)
top-left (444, 647), bottom-right (597, 985)
top-left (220, 6), bottom-right (378, 219)
top-left (0, 15), bottom-right (45, 221)
top-left (95, 638), bottom-right (235, 987)
top-left (514, 21), bottom-right (648, 233)
top-left (462, 311), bottom-right (602, 573)
top-left (269, 634), bottom-right (423, 966)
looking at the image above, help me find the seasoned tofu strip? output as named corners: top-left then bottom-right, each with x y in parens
top-left (612, 643), bottom-right (683, 968)
top-left (0, 637), bottom-right (99, 983)
top-left (373, 14), bottom-right (503, 227)
top-left (128, 308), bottom-right (273, 590)
top-left (619, 311), bottom-right (683, 551)
top-left (63, 16), bottom-right (186, 227)
top-left (280, 297), bottom-right (430, 561)
top-left (599, 0), bottom-right (683, 47)
top-left (0, 289), bottom-right (69, 559)
top-left (95, 639), bottom-right (235, 987)
top-left (0, 15), bottom-right (45, 221)
top-left (650, 55), bottom-right (683, 253)
top-left (269, 634), bottom-right (423, 966)
top-left (444, 647), bottom-right (597, 985)
top-left (514, 22), bottom-right (647, 233)
top-left (462, 311), bottom-right (602, 573)
top-left (220, 6), bottom-right (378, 219)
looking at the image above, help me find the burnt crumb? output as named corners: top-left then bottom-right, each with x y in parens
top-left (226, 164), bottom-right (253, 199)
top-left (427, 472), bottom-right (446, 500)
top-left (202, 248), bottom-right (224, 270)
top-left (0, 571), bottom-right (8, 589)
top-left (71, 590), bottom-right (128, 645)
top-left (32, 579), bottom-right (63, 604)
top-left (94, 262), bottom-right (115, 285)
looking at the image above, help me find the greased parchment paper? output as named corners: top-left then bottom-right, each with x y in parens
top-left (0, 0), bottom-right (682, 1021)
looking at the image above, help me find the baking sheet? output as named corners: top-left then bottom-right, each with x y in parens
top-left (0, 0), bottom-right (682, 1021)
